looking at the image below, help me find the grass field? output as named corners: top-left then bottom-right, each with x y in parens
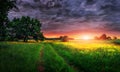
top-left (0, 40), bottom-right (120, 72)
top-left (0, 42), bottom-right (42, 72)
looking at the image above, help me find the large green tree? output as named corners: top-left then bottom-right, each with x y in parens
top-left (9, 16), bottom-right (44, 42)
top-left (0, 0), bottom-right (16, 41)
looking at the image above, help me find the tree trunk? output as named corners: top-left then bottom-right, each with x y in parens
top-left (24, 36), bottom-right (28, 42)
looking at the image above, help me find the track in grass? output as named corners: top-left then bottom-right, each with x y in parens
top-left (37, 45), bottom-right (45, 72)
top-left (49, 42), bottom-right (120, 72)
top-left (1, 41), bottom-right (120, 72)
top-left (41, 43), bottom-right (76, 72)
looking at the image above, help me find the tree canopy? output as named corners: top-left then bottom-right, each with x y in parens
top-left (0, 0), bottom-right (45, 42)
top-left (9, 16), bottom-right (44, 42)
top-left (0, 0), bottom-right (16, 41)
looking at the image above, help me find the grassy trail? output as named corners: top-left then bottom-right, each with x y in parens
top-left (50, 43), bottom-right (85, 72)
top-left (50, 43), bottom-right (120, 72)
top-left (42, 43), bottom-right (75, 72)
top-left (37, 44), bottom-right (45, 72)
top-left (1, 41), bottom-right (120, 72)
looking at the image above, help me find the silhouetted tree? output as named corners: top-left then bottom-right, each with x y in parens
top-left (99, 34), bottom-right (107, 40)
top-left (107, 36), bottom-right (112, 40)
top-left (59, 36), bottom-right (63, 39)
top-left (0, 0), bottom-right (16, 41)
top-left (9, 16), bottom-right (44, 42)
top-left (61, 36), bottom-right (69, 42)
top-left (113, 36), bottom-right (117, 40)
top-left (37, 32), bottom-right (45, 41)
top-left (94, 34), bottom-right (116, 40)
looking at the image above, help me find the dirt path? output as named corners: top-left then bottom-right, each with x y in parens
top-left (37, 45), bottom-right (45, 72)
top-left (37, 44), bottom-right (80, 72)
top-left (51, 44), bottom-right (85, 72)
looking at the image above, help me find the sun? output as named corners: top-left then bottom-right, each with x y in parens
top-left (82, 35), bottom-right (91, 40)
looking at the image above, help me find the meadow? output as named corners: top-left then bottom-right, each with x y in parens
top-left (0, 40), bottom-right (120, 72)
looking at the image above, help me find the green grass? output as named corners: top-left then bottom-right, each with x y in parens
top-left (50, 42), bottom-right (120, 72)
top-left (42, 43), bottom-right (75, 72)
top-left (0, 42), bottom-right (42, 72)
top-left (112, 39), bottom-right (120, 45)
top-left (0, 40), bottom-right (120, 72)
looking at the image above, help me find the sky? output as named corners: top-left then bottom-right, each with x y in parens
top-left (8, 0), bottom-right (120, 38)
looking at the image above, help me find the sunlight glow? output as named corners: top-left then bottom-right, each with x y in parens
top-left (82, 35), bottom-right (91, 40)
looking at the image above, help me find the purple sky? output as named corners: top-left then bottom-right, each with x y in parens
top-left (8, 0), bottom-right (120, 38)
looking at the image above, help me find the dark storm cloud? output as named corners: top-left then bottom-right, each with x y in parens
top-left (8, 0), bottom-right (120, 35)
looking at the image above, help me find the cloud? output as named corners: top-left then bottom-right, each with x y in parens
top-left (8, 0), bottom-right (120, 36)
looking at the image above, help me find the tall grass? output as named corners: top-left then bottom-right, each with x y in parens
top-left (0, 42), bottom-right (42, 72)
top-left (42, 43), bottom-right (75, 72)
top-left (1, 40), bottom-right (120, 72)
top-left (112, 39), bottom-right (120, 45)
top-left (50, 43), bottom-right (120, 72)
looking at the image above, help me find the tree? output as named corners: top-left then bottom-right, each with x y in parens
top-left (99, 34), bottom-right (107, 40)
top-left (107, 36), bottom-right (112, 40)
top-left (9, 16), bottom-right (44, 42)
top-left (33, 32), bottom-right (45, 42)
top-left (0, 0), bottom-right (16, 41)
top-left (61, 36), bottom-right (69, 42)
top-left (95, 34), bottom-right (115, 40)
top-left (113, 36), bottom-right (117, 40)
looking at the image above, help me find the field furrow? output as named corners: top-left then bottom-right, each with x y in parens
top-left (50, 43), bottom-right (120, 72)
top-left (1, 40), bottom-right (120, 72)
top-left (50, 43), bottom-right (86, 72)
top-left (42, 43), bottom-right (75, 72)
top-left (37, 44), bottom-right (45, 72)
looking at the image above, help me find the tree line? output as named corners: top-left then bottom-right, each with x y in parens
top-left (0, 0), bottom-right (44, 42)
top-left (94, 34), bottom-right (117, 40)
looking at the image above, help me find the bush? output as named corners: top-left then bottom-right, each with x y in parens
top-left (112, 40), bottom-right (120, 45)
